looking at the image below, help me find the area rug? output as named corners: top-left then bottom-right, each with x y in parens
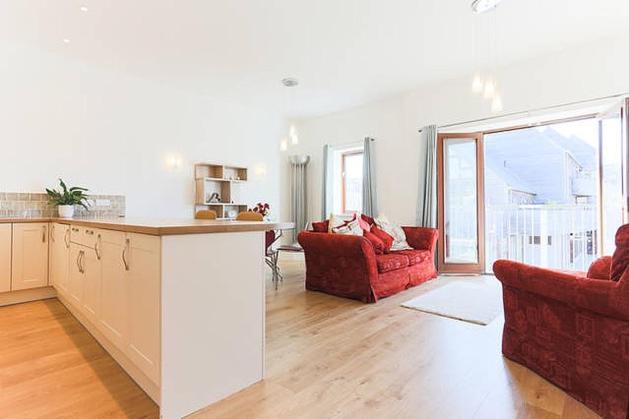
top-left (401, 277), bottom-right (501, 325)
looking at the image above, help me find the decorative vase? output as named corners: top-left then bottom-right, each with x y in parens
top-left (58, 205), bottom-right (75, 218)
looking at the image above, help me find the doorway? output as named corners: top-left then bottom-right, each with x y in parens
top-left (437, 100), bottom-right (628, 274)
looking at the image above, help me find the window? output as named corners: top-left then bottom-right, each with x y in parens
top-left (341, 151), bottom-right (364, 213)
top-left (326, 144), bottom-right (364, 216)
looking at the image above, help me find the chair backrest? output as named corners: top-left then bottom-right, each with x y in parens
top-left (236, 211), bottom-right (263, 221)
top-left (195, 209), bottom-right (217, 220)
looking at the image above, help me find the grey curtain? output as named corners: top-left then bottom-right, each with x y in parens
top-left (289, 155), bottom-right (310, 242)
top-left (362, 137), bottom-right (378, 217)
top-left (418, 125), bottom-right (437, 227)
top-left (321, 145), bottom-right (332, 219)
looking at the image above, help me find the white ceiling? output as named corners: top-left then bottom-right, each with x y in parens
top-left (1, 0), bottom-right (628, 118)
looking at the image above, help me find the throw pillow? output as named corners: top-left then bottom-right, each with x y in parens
top-left (361, 214), bottom-right (375, 227)
top-left (357, 214), bottom-right (371, 232)
top-left (371, 225), bottom-right (394, 252)
top-left (363, 230), bottom-right (385, 254)
top-left (328, 213), bottom-right (348, 232)
top-left (311, 220), bottom-right (329, 233)
top-left (374, 215), bottom-right (413, 251)
top-left (331, 214), bottom-right (363, 236)
top-left (587, 256), bottom-right (611, 280)
top-left (610, 224), bottom-right (629, 281)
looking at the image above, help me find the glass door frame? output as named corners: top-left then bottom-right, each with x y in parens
top-left (436, 132), bottom-right (486, 274)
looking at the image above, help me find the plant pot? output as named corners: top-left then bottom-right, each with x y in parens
top-left (58, 205), bottom-right (75, 218)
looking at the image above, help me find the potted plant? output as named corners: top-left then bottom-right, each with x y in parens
top-left (46, 178), bottom-right (90, 218)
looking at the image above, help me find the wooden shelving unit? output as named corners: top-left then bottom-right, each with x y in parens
top-left (194, 163), bottom-right (249, 219)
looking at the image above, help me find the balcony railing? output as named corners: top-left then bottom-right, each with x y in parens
top-left (485, 203), bottom-right (598, 272)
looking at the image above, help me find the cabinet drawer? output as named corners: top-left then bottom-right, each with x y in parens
top-left (70, 226), bottom-right (99, 248)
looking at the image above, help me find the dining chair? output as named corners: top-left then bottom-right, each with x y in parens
top-left (195, 209), bottom-right (218, 220)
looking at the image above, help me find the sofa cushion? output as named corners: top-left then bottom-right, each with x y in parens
top-left (371, 225), bottom-right (394, 253)
top-left (394, 249), bottom-right (431, 266)
top-left (312, 220), bottom-right (329, 233)
top-left (364, 231), bottom-right (385, 254)
top-left (375, 253), bottom-right (409, 273)
top-left (611, 223), bottom-right (629, 281)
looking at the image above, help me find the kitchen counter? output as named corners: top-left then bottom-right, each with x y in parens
top-left (0, 217), bottom-right (293, 235)
top-left (1, 215), bottom-right (294, 418)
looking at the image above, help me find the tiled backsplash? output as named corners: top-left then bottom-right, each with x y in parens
top-left (0, 193), bottom-right (125, 218)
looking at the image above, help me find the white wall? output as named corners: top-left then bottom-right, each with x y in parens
top-left (0, 41), bottom-right (283, 218)
top-left (286, 36), bottom-right (629, 226)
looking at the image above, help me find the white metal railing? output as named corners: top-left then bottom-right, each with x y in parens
top-left (484, 204), bottom-right (598, 272)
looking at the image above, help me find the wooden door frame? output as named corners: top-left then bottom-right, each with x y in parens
top-left (436, 132), bottom-right (485, 274)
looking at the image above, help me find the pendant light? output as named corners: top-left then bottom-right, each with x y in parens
top-left (280, 78), bottom-right (300, 151)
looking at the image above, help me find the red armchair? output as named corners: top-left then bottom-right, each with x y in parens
top-left (298, 226), bottom-right (438, 303)
top-left (494, 224), bottom-right (629, 419)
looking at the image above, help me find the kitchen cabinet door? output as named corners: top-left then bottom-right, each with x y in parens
top-left (99, 231), bottom-right (128, 348)
top-left (68, 244), bottom-right (84, 306)
top-left (11, 223), bottom-right (49, 290)
top-left (125, 233), bottom-right (161, 384)
top-left (0, 224), bottom-right (11, 293)
top-left (50, 223), bottom-right (70, 294)
top-left (81, 246), bottom-right (101, 324)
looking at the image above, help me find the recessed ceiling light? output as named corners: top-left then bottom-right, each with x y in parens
top-left (79, 5), bottom-right (88, 12)
top-left (471, 0), bottom-right (503, 14)
top-left (63, 38), bottom-right (71, 44)
top-left (281, 77), bottom-right (299, 87)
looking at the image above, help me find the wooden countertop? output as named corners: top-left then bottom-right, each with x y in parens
top-left (0, 217), bottom-right (294, 236)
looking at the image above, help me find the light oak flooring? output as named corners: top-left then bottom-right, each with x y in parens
top-left (0, 259), bottom-right (600, 419)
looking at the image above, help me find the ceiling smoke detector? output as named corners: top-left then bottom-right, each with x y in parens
top-left (281, 77), bottom-right (299, 87)
top-left (471, 0), bottom-right (503, 13)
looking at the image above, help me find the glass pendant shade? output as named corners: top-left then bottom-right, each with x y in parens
top-left (483, 79), bottom-right (496, 99)
top-left (472, 74), bottom-right (484, 94)
top-left (491, 94), bottom-right (503, 113)
top-left (289, 125), bottom-right (299, 144)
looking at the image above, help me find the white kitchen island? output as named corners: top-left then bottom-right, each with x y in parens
top-left (0, 217), bottom-right (293, 419)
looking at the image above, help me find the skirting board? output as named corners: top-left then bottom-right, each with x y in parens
top-left (0, 286), bottom-right (56, 307)
top-left (56, 293), bottom-right (161, 405)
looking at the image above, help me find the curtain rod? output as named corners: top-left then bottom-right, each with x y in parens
top-left (418, 92), bottom-right (629, 133)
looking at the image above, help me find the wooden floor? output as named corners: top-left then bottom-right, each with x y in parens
top-left (0, 259), bottom-right (599, 419)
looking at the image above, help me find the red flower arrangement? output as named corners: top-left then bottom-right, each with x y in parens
top-left (252, 202), bottom-right (270, 217)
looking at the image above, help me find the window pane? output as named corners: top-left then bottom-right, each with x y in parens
top-left (343, 153), bottom-right (363, 213)
top-left (484, 119), bottom-right (599, 272)
top-left (444, 138), bottom-right (479, 264)
top-left (601, 113), bottom-right (624, 254)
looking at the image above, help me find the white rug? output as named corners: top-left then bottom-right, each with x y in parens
top-left (401, 277), bottom-right (502, 326)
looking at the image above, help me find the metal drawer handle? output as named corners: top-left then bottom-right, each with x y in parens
top-left (50, 225), bottom-right (55, 242)
top-left (64, 229), bottom-right (70, 249)
top-left (79, 250), bottom-right (85, 274)
top-left (122, 238), bottom-right (130, 271)
top-left (76, 250), bottom-right (82, 273)
top-left (42, 225), bottom-right (47, 243)
top-left (95, 234), bottom-right (102, 260)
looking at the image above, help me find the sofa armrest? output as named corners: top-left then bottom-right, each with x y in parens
top-left (402, 227), bottom-right (438, 253)
top-left (298, 231), bottom-right (379, 302)
top-left (494, 259), bottom-right (629, 321)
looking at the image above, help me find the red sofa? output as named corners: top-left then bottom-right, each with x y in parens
top-left (298, 226), bottom-right (438, 303)
top-left (494, 224), bottom-right (629, 419)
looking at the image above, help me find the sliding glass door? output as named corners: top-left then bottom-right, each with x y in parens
top-left (437, 133), bottom-right (485, 273)
top-left (437, 103), bottom-right (628, 274)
